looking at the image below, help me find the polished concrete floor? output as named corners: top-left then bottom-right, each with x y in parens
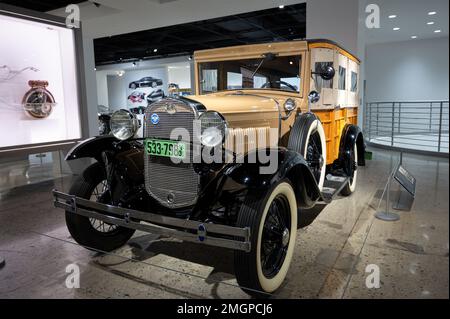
top-left (0, 148), bottom-right (448, 299)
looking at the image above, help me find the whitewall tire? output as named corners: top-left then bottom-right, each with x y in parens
top-left (288, 113), bottom-right (327, 191)
top-left (341, 143), bottom-right (358, 196)
top-left (234, 180), bottom-right (297, 297)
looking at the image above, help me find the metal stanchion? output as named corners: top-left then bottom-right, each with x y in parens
top-left (375, 167), bottom-right (400, 221)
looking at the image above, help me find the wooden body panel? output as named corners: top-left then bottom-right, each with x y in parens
top-left (314, 107), bottom-right (358, 165)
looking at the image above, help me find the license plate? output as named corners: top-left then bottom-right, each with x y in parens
top-left (145, 139), bottom-right (186, 159)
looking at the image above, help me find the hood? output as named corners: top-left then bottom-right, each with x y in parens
top-left (187, 92), bottom-right (281, 115)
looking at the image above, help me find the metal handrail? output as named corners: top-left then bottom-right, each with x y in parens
top-left (364, 101), bottom-right (449, 156)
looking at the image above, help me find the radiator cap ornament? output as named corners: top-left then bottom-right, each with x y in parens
top-left (165, 103), bottom-right (177, 114)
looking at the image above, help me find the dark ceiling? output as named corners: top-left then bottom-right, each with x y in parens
top-left (94, 3), bottom-right (306, 66)
top-left (0, 0), bottom-right (85, 12)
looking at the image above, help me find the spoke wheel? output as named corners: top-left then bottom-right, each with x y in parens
top-left (65, 162), bottom-right (135, 252)
top-left (306, 130), bottom-right (324, 184)
top-left (88, 180), bottom-right (119, 233)
top-left (261, 194), bottom-right (291, 279)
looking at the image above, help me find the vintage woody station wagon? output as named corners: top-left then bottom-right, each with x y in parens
top-left (53, 39), bottom-right (366, 297)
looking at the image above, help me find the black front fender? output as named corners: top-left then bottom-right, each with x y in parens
top-left (65, 135), bottom-right (119, 161)
top-left (194, 148), bottom-right (323, 217)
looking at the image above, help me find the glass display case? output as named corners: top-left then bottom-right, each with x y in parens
top-left (0, 4), bottom-right (87, 155)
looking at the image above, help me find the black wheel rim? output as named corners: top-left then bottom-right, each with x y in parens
top-left (261, 194), bottom-right (291, 279)
top-left (89, 180), bottom-right (119, 233)
top-left (306, 130), bottom-right (323, 183)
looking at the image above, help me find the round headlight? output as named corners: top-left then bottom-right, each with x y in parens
top-left (284, 98), bottom-right (297, 112)
top-left (199, 111), bottom-right (227, 147)
top-left (110, 109), bottom-right (139, 140)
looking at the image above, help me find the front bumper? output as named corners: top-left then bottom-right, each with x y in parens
top-left (52, 190), bottom-right (251, 252)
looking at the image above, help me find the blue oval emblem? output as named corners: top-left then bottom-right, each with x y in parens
top-left (150, 113), bottom-right (159, 125)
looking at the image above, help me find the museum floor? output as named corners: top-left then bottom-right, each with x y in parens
top-left (0, 148), bottom-right (448, 299)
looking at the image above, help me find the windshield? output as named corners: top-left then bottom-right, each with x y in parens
top-left (198, 55), bottom-right (301, 94)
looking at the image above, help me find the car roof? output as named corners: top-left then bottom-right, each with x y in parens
top-left (194, 39), bottom-right (359, 64)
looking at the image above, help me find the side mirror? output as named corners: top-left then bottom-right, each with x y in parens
top-left (308, 90), bottom-right (320, 104)
top-left (263, 52), bottom-right (277, 61)
top-left (319, 65), bottom-right (335, 80)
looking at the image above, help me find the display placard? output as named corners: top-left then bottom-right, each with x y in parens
top-left (394, 163), bottom-right (416, 197)
top-left (0, 5), bottom-right (85, 155)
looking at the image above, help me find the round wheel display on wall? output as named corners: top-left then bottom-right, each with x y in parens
top-left (288, 112), bottom-right (327, 191)
top-left (22, 80), bottom-right (56, 119)
top-left (234, 179), bottom-right (297, 297)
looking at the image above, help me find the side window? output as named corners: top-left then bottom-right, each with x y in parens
top-left (351, 71), bottom-right (358, 92)
top-left (280, 77), bottom-right (300, 91)
top-left (338, 66), bottom-right (346, 90)
top-left (315, 62), bottom-right (333, 91)
top-left (253, 75), bottom-right (267, 88)
top-left (201, 69), bottom-right (218, 93)
top-left (227, 72), bottom-right (243, 90)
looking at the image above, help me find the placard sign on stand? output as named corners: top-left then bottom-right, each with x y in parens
top-left (394, 164), bottom-right (416, 197)
top-left (375, 156), bottom-right (417, 221)
top-left (392, 164), bottom-right (416, 211)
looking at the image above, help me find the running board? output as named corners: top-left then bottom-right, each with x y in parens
top-left (319, 174), bottom-right (350, 203)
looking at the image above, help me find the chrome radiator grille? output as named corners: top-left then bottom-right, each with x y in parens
top-left (144, 98), bottom-right (199, 208)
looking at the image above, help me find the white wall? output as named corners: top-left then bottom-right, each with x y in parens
top-left (168, 64), bottom-right (192, 89)
top-left (307, 0), bottom-right (360, 53)
top-left (96, 70), bottom-right (109, 107)
top-left (107, 75), bottom-right (127, 111)
top-left (365, 37), bottom-right (449, 102)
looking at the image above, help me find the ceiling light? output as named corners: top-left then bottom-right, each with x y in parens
top-left (427, 21), bottom-right (435, 25)
top-left (388, 15), bottom-right (397, 19)
top-left (94, 67), bottom-right (97, 71)
top-left (411, 35), bottom-right (417, 39)
top-left (153, 48), bottom-right (158, 53)
top-left (279, 5), bottom-right (285, 9)
top-left (289, 61), bottom-right (293, 65)
top-left (393, 27), bottom-right (400, 31)
top-left (434, 29), bottom-right (442, 33)
top-left (428, 11), bottom-right (437, 15)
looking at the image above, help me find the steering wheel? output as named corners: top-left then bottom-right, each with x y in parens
top-left (261, 80), bottom-right (297, 92)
